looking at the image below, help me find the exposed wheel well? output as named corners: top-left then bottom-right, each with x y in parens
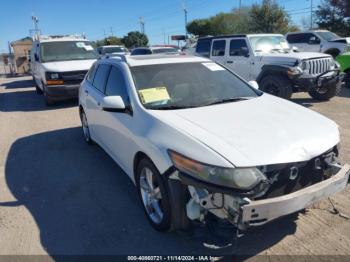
top-left (324, 48), bottom-right (341, 58)
top-left (79, 105), bottom-right (84, 120)
top-left (133, 151), bottom-right (150, 182)
top-left (257, 70), bottom-right (287, 83)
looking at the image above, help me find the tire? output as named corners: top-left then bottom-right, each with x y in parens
top-left (308, 83), bottom-right (341, 100)
top-left (344, 71), bottom-right (350, 89)
top-left (259, 75), bottom-right (293, 99)
top-left (136, 158), bottom-right (172, 231)
top-left (43, 84), bottom-right (55, 106)
top-left (80, 109), bottom-right (93, 144)
top-left (32, 76), bottom-right (43, 94)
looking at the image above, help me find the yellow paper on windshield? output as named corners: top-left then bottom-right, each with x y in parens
top-left (138, 87), bottom-right (170, 104)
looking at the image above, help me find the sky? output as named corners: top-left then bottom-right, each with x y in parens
top-left (0, 0), bottom-right (321, 52)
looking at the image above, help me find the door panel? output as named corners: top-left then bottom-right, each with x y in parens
top-left (226, 38), bottom-right (252, 80)
top-left (98, 65), bottom-right (134, 174)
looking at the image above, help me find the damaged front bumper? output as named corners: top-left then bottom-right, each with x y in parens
top-left (174, 163), bottom-right (350, 229)
top-left (241, 164), bottom-right (350, 226)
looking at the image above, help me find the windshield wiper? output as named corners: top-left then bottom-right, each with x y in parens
top-left (151, 105), bottom-right (195, 110)
top-left (203, 97), bottom-right (253, 106)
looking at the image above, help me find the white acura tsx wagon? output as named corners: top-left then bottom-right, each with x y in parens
top-left (79, 54), bottom-right (349, 232)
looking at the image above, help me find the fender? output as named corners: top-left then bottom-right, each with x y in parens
top-left (256, 64), bottom-right (292, 82)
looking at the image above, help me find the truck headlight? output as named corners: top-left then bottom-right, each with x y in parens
top-left (168, 150), bottom-right (267, 190)
top-left (45, 72), bottom-right (61, 80)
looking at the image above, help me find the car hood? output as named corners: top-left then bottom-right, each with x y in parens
top-left (259, 52), bottom-right (332, 66)
top-left (150, 94), bottom-right (339, 167)
top-left (328, 37), bottom-right (350, 44)
top-left (41, 59), bottom-right (96, 72)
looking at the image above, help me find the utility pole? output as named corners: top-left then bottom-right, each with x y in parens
top-left (182, 2), bottom-right (188, 40)
top-left (139, 17), bottom-right (145, 34)
top-left (310, 0), bottom-right (313, 29)
top-left (31, 15), bottom-right (40, 40)
top-left (239, 0), bottom-right (242, 12)
top-left (110, 26), bottom-right (114, 36)
top-left (162, 28), bottom-right (166, 45)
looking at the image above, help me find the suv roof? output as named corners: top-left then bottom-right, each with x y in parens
top-left (287, 30), bottom-right (330, 34)
top-left (102, 54), bottom-right (210, 67)
top-left (198, 33), bottom-right (284, 41)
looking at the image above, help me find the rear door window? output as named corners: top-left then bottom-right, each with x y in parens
top-left (87, 63), bottom-right (98, 83)
top-left (212, 40), bottom-right (226, 56)
top-left (92, 64), bottom-right (111, 93)
top-left (287, 33), bottom-right (314, 44)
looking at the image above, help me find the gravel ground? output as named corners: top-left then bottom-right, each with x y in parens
top-left (0, 76), bottom-right (350, 259)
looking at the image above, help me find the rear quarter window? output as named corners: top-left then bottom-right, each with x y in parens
top-left (196, 39), bottom-right (211, 57)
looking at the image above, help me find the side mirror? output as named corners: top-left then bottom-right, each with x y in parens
top-left (101, 96), bottom-right (126, 112)
top-left (292, 46), bottom-right (299, 52)
top-left (248, 80), bottom-right (259, 90)
top-left (34, 53), bottom-right (39, 62)
top-left (241, 47), bottom-right (250, 57)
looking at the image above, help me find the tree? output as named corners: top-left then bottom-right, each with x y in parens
top-left (250, 0), bottom-right (297, 34)
top-left (186, 1), bottom-right (298, 37)
top-left (121, 31), bottom-right (149, 48)
top-left (315, 0), bottom-right (350, 36)
top-left (186, 8), bottom-right (251, 36)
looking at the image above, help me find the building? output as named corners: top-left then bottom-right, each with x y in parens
top-left (10, 37), bottom-right (33, 74)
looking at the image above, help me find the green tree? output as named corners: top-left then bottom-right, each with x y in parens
top-left (250, 0), bottom-right (296, 34)
top-left (186, 8), bottom-right (251, 36)
top-left (121, 31), bottom-right (149, 48)
top-left (104, 36), bottom-right (122, 45)
top-left (315, 0), bottom-right (350, 36)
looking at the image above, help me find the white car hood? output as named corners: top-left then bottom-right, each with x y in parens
top-left (151, 94), bottom-right (339, 167)
top-left (259, 52), bottom-right (331, 65)
top-left (41, 59), bottom-right (96, 72)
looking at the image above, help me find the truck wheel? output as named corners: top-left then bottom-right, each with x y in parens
top-left (43, 85), bottom-right (55, 106)
top-left (308, 84), bottom-right (341, 100)
top-left (259, 75), bottom-right (293, 99)
top-left (136, 158), bottom-right (190, 232)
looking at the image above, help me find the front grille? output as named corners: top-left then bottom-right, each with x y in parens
top-left (256, 148), bottom-right (338, 200)
top-left (305, 58), bottom-right (333, 75)
top-left (61, 70), bottom-right (88, 85)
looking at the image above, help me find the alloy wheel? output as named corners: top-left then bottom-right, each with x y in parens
top-left (139, 167), bottom-right (164, 224)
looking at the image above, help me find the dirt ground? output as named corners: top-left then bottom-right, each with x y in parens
top-left (0, 76), bottom-right (350, 259)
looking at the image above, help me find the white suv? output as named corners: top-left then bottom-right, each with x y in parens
top-left (30, 35), bottom-right (98, 105)
top-left (195, 34), bottom-right (342, 101)
top-left (79, 54), bottom-right (349, 233)
top-left (286, 30), bottom-right (350, 57)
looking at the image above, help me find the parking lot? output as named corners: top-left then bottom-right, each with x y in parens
top-left (0, 75), bottom-right (350, 257)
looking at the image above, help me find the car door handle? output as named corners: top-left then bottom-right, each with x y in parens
top-left (227, 61), bottom-right (233, 64)
top-left (84, 90), bottom-right (89, 94)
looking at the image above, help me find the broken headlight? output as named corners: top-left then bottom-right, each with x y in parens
top-left (168, 150), bottom-right (267, 190)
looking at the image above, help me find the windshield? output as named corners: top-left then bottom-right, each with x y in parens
top-left (130, 62), bottom-right (260, 110)
top-left (102, 46), bottom-right (128, 54)
top-left (316, 31), bottom-right (341, 41)
top-left (40, 41), bottom-right (97, 62)
top-left (152, 48), bottom-right (179, 54)
top-left (249, 35), bottom-right (290, 54)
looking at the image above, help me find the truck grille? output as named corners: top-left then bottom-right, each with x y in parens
top-left (61, 70), bottom-right (88, 85)
top-left (305, 58), bottom-right (333, 75)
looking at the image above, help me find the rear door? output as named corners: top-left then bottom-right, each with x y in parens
top-left (210, 39), bottom-right (227, 65)
top-left (226, 38), bottom-right (252, 80)
top-left (85, 63), bottom-right (111, 145)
